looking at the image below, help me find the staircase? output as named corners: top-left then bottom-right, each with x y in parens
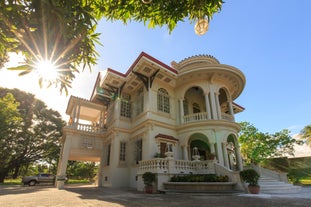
top-left (258, 174), bottom-right (301, 194)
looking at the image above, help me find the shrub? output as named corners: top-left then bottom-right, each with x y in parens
top-left (142, 172), bottom-right (156, 186)
top-left (170, 174), bottom-right (228, 182)
top-left (240, 169), bottom-right (260, 186)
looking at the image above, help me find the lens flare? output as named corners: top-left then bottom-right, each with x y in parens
top-left (34, 60), bottom-right (58, 82)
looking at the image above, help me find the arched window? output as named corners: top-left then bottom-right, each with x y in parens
top-left (157, 88), bottom-right (170, 113)
top-left (192, 102), bottom-right (201, 113)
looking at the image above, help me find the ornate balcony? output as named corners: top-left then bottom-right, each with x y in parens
top-left (182, 112), bottom-right (234, 124)
top-left (65, 123), bottom-right (106, 134)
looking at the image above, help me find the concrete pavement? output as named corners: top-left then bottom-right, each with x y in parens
top-left (0, 184), bottom-right (310, 207)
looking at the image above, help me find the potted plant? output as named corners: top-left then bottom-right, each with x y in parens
top-left (142, 172), bottom-right (156, 193)
top-left (239, 169), bottom-right (260, 194)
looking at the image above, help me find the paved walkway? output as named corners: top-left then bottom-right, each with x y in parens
top-left (0, 184), bottom-right (310, 207)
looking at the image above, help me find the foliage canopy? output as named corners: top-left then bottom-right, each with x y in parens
top-left (301, 125), bottom-right (311, 147)
top-left (0, 88), bottom-right (66, 182)
top-left (238, 122), bottom-right (299, 165)
top-left (0, 0), bottom-right (223, 94)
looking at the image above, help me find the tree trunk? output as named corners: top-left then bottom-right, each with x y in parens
top-left (12, 165), bottom-right (20, 179)
top-left (0, 170), bottom-right (8, 183)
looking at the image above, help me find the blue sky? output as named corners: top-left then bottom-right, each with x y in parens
top-left (93, 0), bottom-right (311, 135)
top-left (1, 0), bottom-right (311, 135)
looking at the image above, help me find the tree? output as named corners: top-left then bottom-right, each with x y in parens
top-left (0, 0), bottom-right (223, 93)
top-left (0, 0), bottom-right (103, 94)
top-left (0, 88), bottom-right (66, 182)
top-left (301, 125), bottom-right (311, 147)
top-left (238, 122), bottom-right (298, 165)
top-left (66, 161), bottom-right (98, 181)
top-left (0, 92), bottom-right (23, 182)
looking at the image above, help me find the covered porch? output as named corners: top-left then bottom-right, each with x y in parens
top-left (56, 96), bottom-right (107, 188)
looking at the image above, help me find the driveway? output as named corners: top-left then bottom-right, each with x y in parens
top-left (0, 184), bottom-right (310, 207)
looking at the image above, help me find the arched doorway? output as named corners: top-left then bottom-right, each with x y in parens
top-left (188, 133), bottom-right (210, 161)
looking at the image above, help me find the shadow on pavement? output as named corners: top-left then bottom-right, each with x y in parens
top-left (0, 184), bottom-right (55, 196)
top-left (63, 185), bottom-right (311, 207)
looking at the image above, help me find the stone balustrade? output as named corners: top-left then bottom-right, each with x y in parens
top-left (138, 158), bottom-right (215, 175)
top-left (221, 113), bottom-right (234, 121)
top-left (183, 112), bottom-right (234, 123)
top-left (183, 112), bottom-right (209, 123)
top-left (67, 123), bottom-right (105, 134)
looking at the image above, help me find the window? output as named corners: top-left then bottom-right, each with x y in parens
top-left (160, 142), bottom-right (166, 157)
top-left (135, 139), bottom-right (142, 164)
top-left (192, 102), bottom-right (201, 113)
top-left (134, 87), bottom-right (144, 116)
top-left (107, 144), bottom-right (111, 166)
top-left (120, 94), bottom-right (131, 118)
top-left (157, 88), bottom-right (170, 113)
top-left (159, 142), bottom-right (173, 157)
top-left (166, 143), bottom-right (173, 152)
top-left (82, 138), bottom-right (93, 149)
top-left (119, 142), bottom-right (126, 161)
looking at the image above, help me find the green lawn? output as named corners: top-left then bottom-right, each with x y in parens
top-left (0, 178), bottom-right (22, 185)
top-left (300, 179), bottom-right (311, 185)
top-left (66, 179), bottom-right (91, 184)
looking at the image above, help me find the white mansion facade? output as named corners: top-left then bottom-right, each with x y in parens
top-left (56, 52), bottom-right (246, 191)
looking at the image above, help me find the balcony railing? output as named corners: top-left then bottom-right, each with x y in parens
top-left (138, 158), bottom-right (215, 174)
top-left (221, 113), bottom-right (234, 121)
top-left (66, 123), bottom-right (105, 134)
top-left (183, 112), bottom-right (209, 123)
top-left (183, 112), bottom-right (234, 123)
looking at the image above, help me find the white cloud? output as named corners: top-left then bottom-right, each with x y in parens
top-left (288, 134), bottom-right (311, 158)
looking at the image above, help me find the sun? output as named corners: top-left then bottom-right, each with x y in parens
top-left (34, 60), bottom-right (58, 82)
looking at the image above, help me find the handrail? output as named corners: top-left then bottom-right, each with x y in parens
top-left (256, 165), bottom-right (288, 182)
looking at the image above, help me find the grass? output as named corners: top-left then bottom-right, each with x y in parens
top-left (66, 179), bottom-right (91, 184)
top-left (0, 178), bottom-right (91, 185)
top-left (0, 178), bottom-right (22, 185)
top-left (300, 179), bottom-right (311, 185)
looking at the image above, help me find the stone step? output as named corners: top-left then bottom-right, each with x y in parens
top-left (257, 174), bottom-right (302, 194)
top-left (160, 189), bottom-right (243, 195)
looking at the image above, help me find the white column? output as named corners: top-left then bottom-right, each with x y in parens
top-left (215, 92), bottom-right (221, 120)
top-left (97, 143), bottom-right (105, 187)
top-left (182, 145), bottom-right (188, 160)
top-left (179, 99), bottom-right (184, 124)
top-left (222, 142), bottom-right (229, 168)
top-left (56, 135), bottom-right (72, 189)
top-left (209, 142), bottom-right (215, 154)
top-left (209, 92), bottom-right (217, 120)
top-left (216, 141), bottom-right (224, 166)
top-left (76, 104), bottom-right (81, 123)
top-left (204, 93), bottom-right (212, 119)
top-left (71, 105), bottom-right (76, 124)
top-left (100, 111), bottom-right (104, 128)
top-left (228, 99), bottom-right (235, 121)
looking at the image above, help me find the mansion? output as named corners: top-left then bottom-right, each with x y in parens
top-left (56, 52), bottom-right (246, 191)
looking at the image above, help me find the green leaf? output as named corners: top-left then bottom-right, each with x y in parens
top-left (7, 65), bottom-right (32, 71)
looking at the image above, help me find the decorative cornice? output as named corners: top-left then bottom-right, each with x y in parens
top-left (179, 54), bottom-right (220, 64)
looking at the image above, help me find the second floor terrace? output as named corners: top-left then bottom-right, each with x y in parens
top-left (65, 96), bottom-right (107, 135)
